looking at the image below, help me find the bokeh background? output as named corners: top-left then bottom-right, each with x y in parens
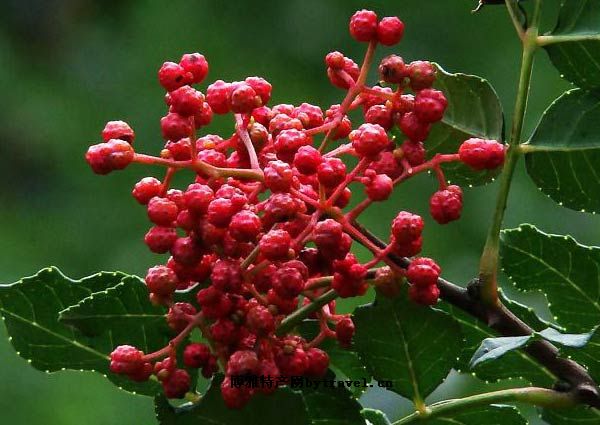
top-left (1, 0), bottom-right (598, 424)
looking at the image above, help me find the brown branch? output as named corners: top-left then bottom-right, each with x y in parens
top-left (351, 221), bottom-right (600, 409)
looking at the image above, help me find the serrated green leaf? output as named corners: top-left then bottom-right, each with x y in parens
top-left (439, 293), bottom-right (555, 386)
top-left (0, 267), bottom-right (162, 395)
top-left (538, 326), bottom-right (598, 348)
top-left (545, 0), bottom-right (600, 90)
top-left (155, 374), bottom-right (365, 425)
top-left (563, 329), bottom-right (600, 383)
top-left (362, 408), bottom-right (391, 425)
top-left (500, 224), bottom-right (600, 332)
top-left (300, 320), bottom-right (371, 396)
top-left (427, 64), bottom-right (504, 186)
top-left (543, 405), bottom-right (600, 425)
top-left (353, 295), bottom-right (462, 401)
top-left (469, 335), bottom-right (532, 368)
top-left (424, 405), bottom-right (526, 425)
top-left (525, 89), bottom-right (600, 213)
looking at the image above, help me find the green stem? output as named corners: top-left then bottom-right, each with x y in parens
top-left (505, 0), bottom-right (525, 40)
top-left (538, 34), bottom-right (600, 47)
top-left (276, 289), bottom-right (337, 335)
top-left (479, 0), bottom-right (542, 305)
top-left (393, 387), bottom-right (575, 424)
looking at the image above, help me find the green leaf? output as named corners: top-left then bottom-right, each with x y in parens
top-left (439, 293), bottom-right (555, 386)
top-left (563, 329), bottom-right (600, 383)
top-left (300, 320), bottom-right (371, 396)
top-left (501, 224), bottom-right (600, 332)
top-left (543, 406), bottom-right (600, 425)
top-left (469, 335), bottom-right (531, 368)
top-left (427, 64), bottom-right (504, 186)
top-left (353, 295), bottom-right (462, 401)
top-left (155, 375), bottom-right (365, 425)
top-left (0, 267), bottom-right (163, 395)
top-left (538, 326), bottom-right (598, 348)
top-left (425, 405), bottom-right (526, 425)
top-left (545, 0), bottom-right (600, 90)
top-left (362, 408), bottom-right (390, 425)
top-left (525, 89), bottom-right (600, 213)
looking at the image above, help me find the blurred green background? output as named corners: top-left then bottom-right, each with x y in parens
top-left (1, 0), bottom-right (599, 424)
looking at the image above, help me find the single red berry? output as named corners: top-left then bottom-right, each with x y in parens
top-left (167, 302), bottom-right (197, 332)
top-left (259, 229), bottom-right (292, 261)
top-left (221, 377), bottom-right (252, 409)
top-left (245, 76), bottom-right (272, 105)
top-left (85, 139), bottom-right (134, 175)
top-left (246, 305), bottom-right (276, 335)
top-left (147, 196), bottom-right (179, 226)
top-left (409, 284), bottom-right (440, 306)
top-left (206, 80), bottom-right (232, 114)
top-left (272, 264), bottom-right (306, 299)
top-left (145, 265), bottom-right (178, 297)
top-left (364, 173), bottom-right (393, 201)
top-left (408, 61), bottom-right (437, 91)
top-left (276, 345), bottom-right (309, 377)
top-left (230, 82), bottom-right (261, 114)
top-left (368, 150), bottom-right (402, 179)
top-left (332, 254), bottom-right (368, 298)
top-left (377, 16), bottom-right (405, 46)
top-left (351, 123), bottom-right (390, 158)
top-left (196, 286), bottom-right (233, 319)
top-left (292, 103), bottom-right (324, 129)
top-left (305, 348), bottom-right (329, 377)
top-left (325, 105), bottom-right (353, 140)
top-left (194, 101), bottom-right (213, 128)
top-left (183, 343), bottom-right (212, 368)
top-left (211, 259), bottom-right (243, 293)
top-left (183, 183), bottom-right (214, 215)
top-left (102, 121), bottom-right (135, 144)
top-left (325, 51), bottom-right (345, 69)
top-left (110, 345), bottom-right (144, 375)
top-left (398, 112), bottom-right (430, 142)
top-left (227, 350), bottom-right (261, 376)
top-left (294, 145), bottom-right (322, 175)
top-left (167, 85), bottom-right (204, 117)
top-left (317, 157), bottom-right (346, 188)
top-left (207, 197), bottom-right (237, 227)
top-left (349, 9), bottom-right (378, 42)
top-left (144, 226), bottom-right (177, 253)
top-left (132, 177), bottom-right (162, 205)
top-left (267, 290), bottom-right (298, 315)
top-left (458, 138), bottom-right (506, 170)
top-left (158, 61), bottom-right (192, 92)
top-left (414, 89), bottom-right (448, 123)
top-left (273, 128), bottom-right (312, 163)
top-left (160, 112), bottom-right (193, 141)
top-left (430, 185), bottom-right (463, 224)
top-left (162, 368), bottom-right (191, 399)
top-left (264, 160), bottom-right (294, 192)
top-left (400, 140), bottom-right (426, 166)
top-left (210, 318), bottom-right (239, 345)
top-left (394, 236), bottom-right (423, 257)
top-left (407, 257), bottom-right (440, 287)
top-left (179, 53), bottom-right (209, 84)
top-left (170, 236), bottom-right (204, 265)
top-left (128, 362), bottom-right (153, 382)
top-left (336, 317), bottom-right (355, 347)
top-left (391, 211), bottom-right (424, 243)
top-left (373, 267), bottom-right (404, 298)
top-left (365, 104), bottom-right (394, 130)
top-left (378, 55), bottom-right (407, 84)
top-left (229, 210), bottom-right (261, 242)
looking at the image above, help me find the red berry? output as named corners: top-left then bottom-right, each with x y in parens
top-left (227, 350), bottom-right (261, 376)
top-left (400, 140), bottom-right (426, 166)
top-left (211, 259), bottom-right (243, 293)
top-left (167, 85), bottom-right (204, 117)
top-left (317, 157), bottom-right (346, 188)
top-left (147, 196), bottom-right (178, 226)
top-left (221, 377), bottom-right (252, 409)
top-left (207, 197), bottom-right (237, 227)
top-left (183, 343), bottom-right (212, 368)
top-left (325, 51), bottom-right (345, 69)
top-left (162, 368), bottom-right (191, 399)
top-left (196, 286), bottom-right (233, 319)
top-left (391, 211), bottom-right (424, 243)
top-left (377, 16), bottom-right (404, 46)
top-left (170, 236), bottom-right (204, 265)
top-left (145, 265), bottom-right (178, 297)
top-left (183, 183), bottom-right (214, 214)
top-left (85, 139), bottom-right (134, 175)
top-left (364, 173), bottom-right (393, 201)
top-left (350, 123), bottom-right (389, 158)
top-left (259, 229), bottom-right (292, 261)
top-left (408, 61), bottom-right (437, 91)
top-left (414, 89), bottom-right (448, 123)
top-left (365, 104), bottom-right (394, 130)
top-left (305, 348), bottom-right (329, 377)
top-left (158, 61), bottom-right (192, 92)
top-left (167, 302), bottom-right (197, 332)
top-left (398, 112), bottom-right (430, 142)
top-left (246, 305), bottom-right (275, 335)
top-left (349, 9), bottom-right (378, 42)
top-left (378, 55), bottom-right (407, 84)
top-left (132, 177), bottom-right (162, 204)
top-left (160, 112), bottom-right (193, 141)
top-left (409, 284), bottom-right (440, 306)
top-left (272, 264), bottom-right (306, 299)
top-left (194, 102), bottom-right (213, 128)
top-left (230, 82), bottom-right (261, 114)
top-left (144, 226), bottom-right (177, 253)
top-left (332, 254), bottom-right (368, 298)
top-left (179, 53), bottom-right (209, 84)
top-left (273, 129), bottom-right (312, 163)
top-left (210, 318), bottom-right (239, 345)
top-left (245, 76), bottom-right (272, 105)
top-left (276, 345), bottom-right (309, 377)
top-left (430, 185), bottom-right (463, 224)
top-left (206, 80), bottom-right (232, 114)
top-left (293, 103), bottom-right (324, 128)
top-left (407, 257), bottom-right (440, 287)
top-left (458, 138), bottom-right (505, 170)
top-left (102, 121), bottom-right (135, 144)
top-left (110, 345), bottom-right (144, 375)
top-left (294, 145), bottom-right (322, 175)
top-left (394, 236), bottom-right (423, 257)
top-left (229, 210), bottom-right (261, 242)
top-left (336, 317), bottom-right (355, 347)
top-left (264, 160), bottom-right (294, 192)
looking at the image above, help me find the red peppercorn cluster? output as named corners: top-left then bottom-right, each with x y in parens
top-left (86, 9), bottom-right (506, 408)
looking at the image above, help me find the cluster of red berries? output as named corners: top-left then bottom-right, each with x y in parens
top-left (86, 9), bottom-right (505, 408)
